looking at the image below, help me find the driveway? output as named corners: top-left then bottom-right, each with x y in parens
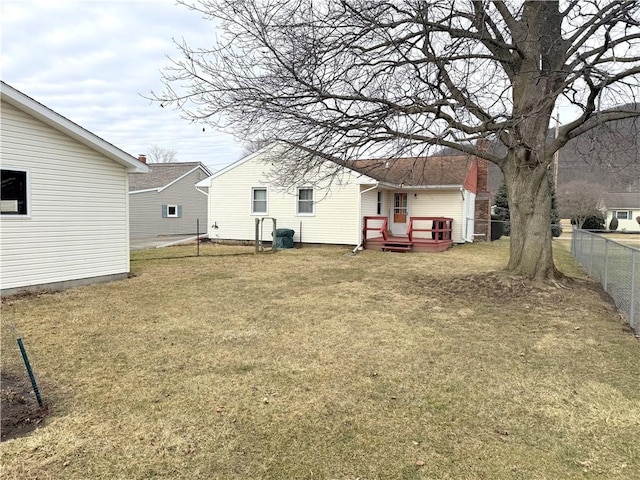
top-left (130, 235), bottom-right (206, 250)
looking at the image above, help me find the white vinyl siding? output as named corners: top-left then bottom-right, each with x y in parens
top-left (463, 190), bottom-right (476, 242)
top-left (209, 155), bottom-right (362, 245)
top-left (0, 100), bottom-right (130, 291)
top-left (390, 189), bottom-right (466, 243)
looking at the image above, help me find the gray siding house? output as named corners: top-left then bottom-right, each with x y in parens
top-left (129, 162), bottom-right (212, 238)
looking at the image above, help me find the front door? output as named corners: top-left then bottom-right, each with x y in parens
top-left (391, 192), bottom-right (408, 235)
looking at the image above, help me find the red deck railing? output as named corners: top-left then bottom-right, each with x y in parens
top-left (407, 217), bottom-right (453, 243)
top-left (363, 216), bottom-right (388, 241)
top-left (363, 216), bottom-right (453, 249)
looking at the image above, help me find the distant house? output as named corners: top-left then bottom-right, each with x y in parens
top-left (601, 192), bottom-right (640, 230)
top-left (128, 162), bottom-right (212, 238)
top-left (197, 145), bottom-right (490, 252)
top-left (0, 81), bottom-right (148, 295)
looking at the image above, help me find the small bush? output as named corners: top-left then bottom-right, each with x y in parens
top-left (609, 216), bottom-right (619, 231)
top-left (572, 214), bottom-right (605, 230)
top-left (551, 224), bottom-right (563, 237)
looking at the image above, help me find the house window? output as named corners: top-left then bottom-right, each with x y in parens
top-left (615, 210), bottom-right (632, 220)
top-left (1, 169), bottom-right (28, 215)
top-left (162, 204), bottom-right (182, 218)
top-left (252, 187), bottom-right (267, 214)
top-left (297, 188), bottom-right (314, 215)
top-left (377, 191), bottom-right (382, 215)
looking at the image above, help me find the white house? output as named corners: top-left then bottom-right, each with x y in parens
top-left (197, 145), bottom-right (490, 252)
top-left (0, 81), bottom-right (148, 295)
top-left (601, 192), bottom-right (640, 230)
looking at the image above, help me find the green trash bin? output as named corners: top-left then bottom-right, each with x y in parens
top-left (273, 228), bottom-right (295, 249)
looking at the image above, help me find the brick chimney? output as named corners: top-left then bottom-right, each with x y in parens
top-left (138, 154), bottom-right (147, 164)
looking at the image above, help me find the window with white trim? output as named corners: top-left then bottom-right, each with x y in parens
top-left (615, 210), bottom-right (632, 220)
top-left (1, 169), bottom-right (28, 215)
top-left (377, 191), bottom-right (382, 215)
top-left (252, 187), bottom-right (267, 214)
top-left (162, 204), bottom-right (182, 218)
top-left (297, 188), bottom-right (314, 215)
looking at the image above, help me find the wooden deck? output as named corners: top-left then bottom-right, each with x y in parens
top-left (363, 216), bottom-right (454, 253)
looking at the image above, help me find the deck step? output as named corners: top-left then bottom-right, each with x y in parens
top-left (382, 242), bottom-right (413, 252)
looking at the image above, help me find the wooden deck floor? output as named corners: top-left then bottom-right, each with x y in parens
top-left (365, 235), bottom-right (453, 253)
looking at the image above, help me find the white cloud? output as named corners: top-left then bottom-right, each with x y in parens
top-left (1, 0), bottom-right (245, 171)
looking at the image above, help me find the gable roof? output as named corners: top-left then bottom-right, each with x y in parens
top-left (602, 192), bottom-right (640, 209)
top-left (196, 145), bottom-right (476, 189)
top-left (0, 81), bottom-right (148, 173)
top-left (129, 162), bottom-right (213, 192)
top-left (350, 155), bottom-right (474, 187)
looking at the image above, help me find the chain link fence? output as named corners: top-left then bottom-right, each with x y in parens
top-left (572, 229), bottom-right (639, 335)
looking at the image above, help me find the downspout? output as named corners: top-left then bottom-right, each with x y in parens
top-left (353, 183), bottom-right (379, 254)
top-left (195, 182), bottom-right (210, 241)
top-left (460, 187), bottom-right (466, 242)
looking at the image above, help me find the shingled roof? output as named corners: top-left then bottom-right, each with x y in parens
top-left (602, 192), bottom-right (640, 209)
top-left (129, 162), bottom-right (211, 192)
top-left (349, 155), bottom-right (474, 186)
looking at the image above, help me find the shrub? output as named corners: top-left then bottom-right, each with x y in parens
top-left (572, 214), bottom-right (605, 230)
top-left (551, 223), bottom-right (563, 237)
top-left (609, 216), bottom-right (619, 231)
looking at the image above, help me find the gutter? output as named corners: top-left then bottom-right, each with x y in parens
top-left (377, 182), bottom-right (463, 190)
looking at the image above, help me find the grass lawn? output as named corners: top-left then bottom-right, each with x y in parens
top-left (1, 240), bottom-right (639, 479)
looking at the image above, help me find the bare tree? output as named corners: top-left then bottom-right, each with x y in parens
top-left (242, 138), bottom-right (274, 157)
top-left (147, 144), bottom-right (177, 163)
top-left (557, 181), bottom-right (605, 228)
top-left (152, 0), bottom-right (640, 282)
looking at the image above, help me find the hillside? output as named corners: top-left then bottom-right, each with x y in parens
top-left (437, 110), bottom-right (640, 196)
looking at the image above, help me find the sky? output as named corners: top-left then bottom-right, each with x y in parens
top-left (1, 0), bottom-right (246, 173)
top-left (1, 0), bottom-right (594, 174)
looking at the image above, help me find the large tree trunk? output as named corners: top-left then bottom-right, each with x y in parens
top-left (502, 148), bottom-right (556, 281)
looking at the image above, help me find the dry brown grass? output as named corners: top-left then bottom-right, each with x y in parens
top-left (1, 240), bottom-right (639, 479)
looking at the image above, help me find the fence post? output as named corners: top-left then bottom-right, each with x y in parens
top-left (589, 233), bottom-right (594, 275)
top-left (603, 239), bottom-right (608, 290)
top-left (631, 249), bottom-right (638, 331)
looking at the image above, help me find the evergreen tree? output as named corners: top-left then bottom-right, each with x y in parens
top-left (493, 181), bottom-right (510, 235)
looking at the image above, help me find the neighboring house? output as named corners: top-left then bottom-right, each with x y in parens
top-left (0, 81), bottom-right (148, 295)
top-left (128, 162), bottom-right (212, 238)
top-left (601, 192), bottom-right (640, 230)
top-left (197, 145), bottom-right (490, 252)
